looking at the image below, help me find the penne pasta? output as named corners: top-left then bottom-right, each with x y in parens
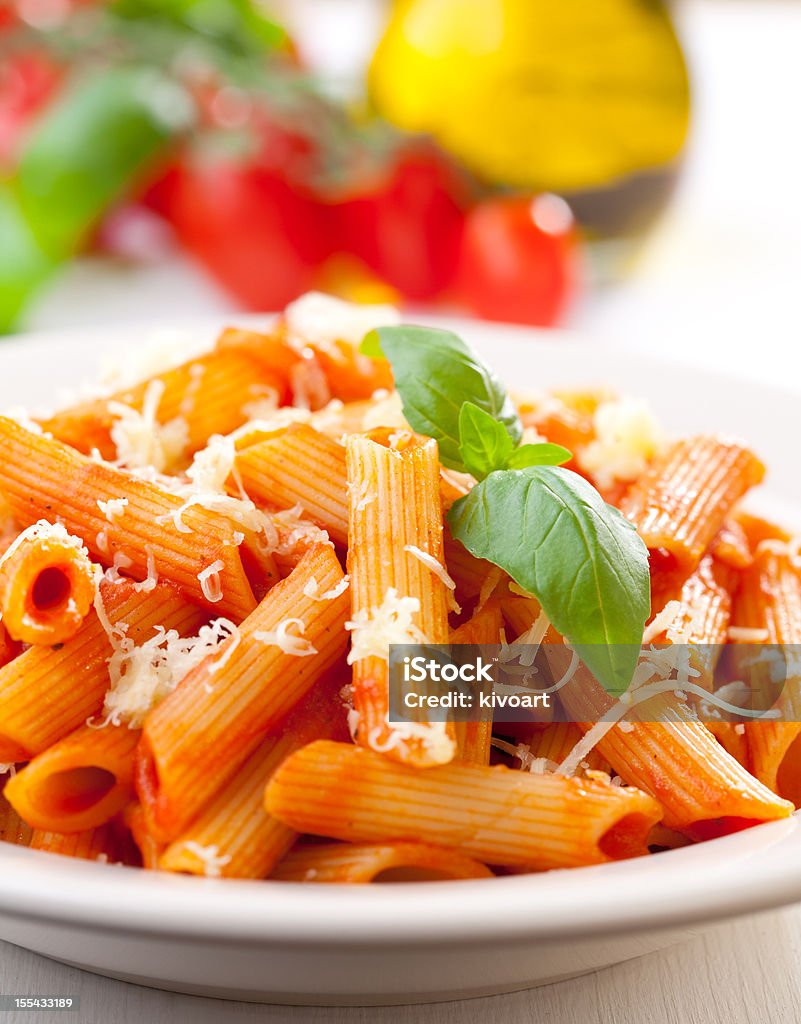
top-left (159, 672), bottom-right (349, 879)
top-left (30, 823), bottom-right (121, 862)
top-left (0, 580), bottom-right (206, 762)
top-left (0, 416), bottom-right (264, 619)
top-left (450, 600), bottom-right (503, 765)
top-left (0, 520), bottom-right (95, 645)
top-left (548, 647), bottom-right (793, 836)
top-left (235, 425), bottom-right (349, 546)
top-left (136, 543), bottom-right (349, 843)
top-left (622, 436), bottom-right (765, 574)
top-left (265, 740), bottom-right (662, 870)
top-left (736, 546), bottom-right (801, 805)
top-left (40, 346), bottom-right (293, 466)
top-left (123, 802), bottom-right (164, 871)
top-left (271, 841), bottom-right (494, 883)
top-left (5, 722), bottom-right (141, 834)
top-left (0, 785), bottom-right (32, 847)
top-left (346, 431), bottom-right (454, 767)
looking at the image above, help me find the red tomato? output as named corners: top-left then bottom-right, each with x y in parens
top-left (156, 159), bottom-right (331, 310)
top-left (339, 143), bottom-right (469, 302)
top-left (456, 194), bottom-right (580, 326)
top-left (0, 52), bottom-right (60, 167)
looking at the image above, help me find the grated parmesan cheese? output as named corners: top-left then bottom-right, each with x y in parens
top-left (579, 398), bottom-right (666, 490)
top-left (642, 600), bottom-right (683, 644)
top-left (97, 617), bottom-right (239, 727)
top-left (254, 618), bottom-right (317, 657)
top-left (361, 391), bottom-right (407, 432)
top-left (346, 588), bottom-right (426, 664)
top-left (198, 560), bottom-right (225, 603)
top-left (97, 497), bottom-right (129, 523)
top-left (108, 379), bottom-right (189, 472)
top-left (303, 575), bottom-right (350, 602)
top-left (404, 545), bottom-right (461, 614)
top-left (0, 519), bottom-right (89, 571)
top-left (179, 841), bottom-right (231, 878)
top-left (284, 292), bottom-right (401, 354)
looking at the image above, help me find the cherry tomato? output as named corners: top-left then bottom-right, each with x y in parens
top-left (339, 143), bottom-right (469, 302)
top-left (456, 194), bottom-right (580, 326)
top-left (0, 52), bottom-right (60, 168)
top-left (158, 158), bottom-right (329, 310)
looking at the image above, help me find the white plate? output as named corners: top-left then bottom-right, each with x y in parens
top-left (0, 316), bottom-right (799, 1006)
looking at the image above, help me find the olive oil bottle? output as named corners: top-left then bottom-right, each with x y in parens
top-left (369, 0), bottom-right (690, 253)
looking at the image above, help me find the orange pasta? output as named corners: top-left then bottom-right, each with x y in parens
top-left (0, 785), bottom-right (32, 846)
top-left (549, 649), bottom-right (793, 836)
top-left (648, 554), bottom-right (735, 688)
top-left (271, 841), bottom-right (494, 883)
top-left (266, 740), bottom-right (662, 870)
top-left (30, 823), bottom-right (121, 862)
top-left (136, 543), bottom-right (349, 842)
top-left (450, 600), bottom-right (503, 765)
top-left (123, 802), bottom-right (164, 870)
top-left (0, 580), bottom-right (206, 762)
top-left (235, 425), bottom-right (349, 546)
top-left (159, 672), bottom-right (349, 878)
top-left (736, 546), bottom-right (801, 805)
top-left (0, 521), bottom-right (95, 645)
top-left (0, 416), bottom-right (264, 618)
top-left (40, 346), bottom-right (293, 464)
top-left (5, 722), bottom-right (140, 834)
top-left (346, 431), bottom-right (454, 767)
top-left (622, 436), bottom-right (765, 574)
top-left (0, 623), bottom-right (19, 669)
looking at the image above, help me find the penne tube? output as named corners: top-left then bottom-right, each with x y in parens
top-left (547, 647), bottom-right (793, 836)
top-left (622, 436), bottom-right (765, 574)
top-left (235, 425), bottom-right (349, 546)
top-left (443, 530), bottom-right (495, 603)
top-left (450, 600), bottom-right (503, 765)
top-left (0, 623), bottom-right (19, 669)
top-left (0, 417), bottom-right (263, 619)
top-left (265, 740), bottom-right (662, 870)
top-left (159, 672), bottom-right (349, 879)
top-left (271, 841), bottom-right (494, 883)
top-left (527, 722), bottom-right (608, 773)
top-left (734, 511), bottom-right (791, 550)
top-left (736, 546), bottom-right (801, 805)
top-left (40, 347), bottom-right (293, 465)
top-left (0, 786), bottom-right (32, 846)
top-left (0, 521), bottom-right (95, 645)
top-left (647, 554), bottom-right (735, 688)
top-left (346, 431), bottom-right (454, 767)
top-left (5, 723), bottom-right (141, 834)
top-left (123, 802), bottom-right (164, 871)
top-left (30, 823), bottom-right (120, 862)
top-left (268, 316), bottom-right (394, 403)
top-left (711, 519), bottom-right (753, 570)
top-left (707, 722), bottom-right (749, 768)
top-left (136, 543), bottom-right (349, 843)
top-left (0, 580), bottom-right (206, 762)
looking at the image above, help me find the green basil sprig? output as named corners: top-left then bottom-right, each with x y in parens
top-left (362, 325), bottom-right (651, 695)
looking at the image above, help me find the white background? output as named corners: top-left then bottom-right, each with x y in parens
top-left (4, 2), bottom-right (801, 1021)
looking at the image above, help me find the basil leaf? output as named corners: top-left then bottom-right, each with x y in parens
top-left (448, 466), bottom-right (650, 695)
top-left (458, 402), bottom-right (515, 480)
top-left (506, 443), bottom-right (572, 469)
top-left (362, 325), bottom-right (522, 471)
top-left (0, 185), bottom-right (55, 333)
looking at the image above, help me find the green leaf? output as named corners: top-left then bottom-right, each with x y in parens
top-left (15, 67), bottom-right (182, 259)
top-left (362, 325), bottom-right (522, 471)
top-left (0, 184), bottom-right (56, 334)
top-left (458, 402), bottom-right (515, 480)
top-left (447, 466), bottom-right (650, 695)
top-left (506, 442), bottom-right (572, 469)
top-left (111, 0), bottom-right (287, 53)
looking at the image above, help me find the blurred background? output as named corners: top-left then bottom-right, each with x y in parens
top-left (0, 0), bottom-right (799, 378)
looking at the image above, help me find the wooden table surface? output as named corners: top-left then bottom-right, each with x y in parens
top-left (2, 906), bottom-right (801, 1023)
